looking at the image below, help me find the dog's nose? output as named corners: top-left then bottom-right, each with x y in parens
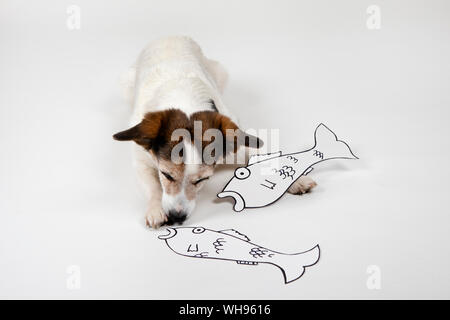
top-left (166, 210), bottom-right (187, 225)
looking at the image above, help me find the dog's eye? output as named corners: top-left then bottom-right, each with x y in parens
top-left (161, 171), bottom-right (175, 182)
top-left (193, 177), bottom-right (209, 186)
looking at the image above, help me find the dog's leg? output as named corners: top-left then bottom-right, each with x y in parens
top-left (142, 167), bottom-right (167, 228)
top-left (133, 149), bottom-right (167, 228)
top-left (288, 176), bottom-right (317, 195)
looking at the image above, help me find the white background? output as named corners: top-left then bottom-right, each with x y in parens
top-left (1, 0), bottom-right (449, 299)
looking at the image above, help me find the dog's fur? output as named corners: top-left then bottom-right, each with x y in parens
top-left (114, 36), bottom-right (316, 228)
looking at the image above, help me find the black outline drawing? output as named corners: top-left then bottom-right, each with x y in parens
top-left (187, 244), bottom-right (199, 252)
top-left (217, 123), bottom-right (358, 212)
top-left (313, 150), bottom-right (324, 159)
top-left (287, 155), bottom-right (298, 163)
top-left (158, 226), bottom-right (320, 284)
top-left (235, 167), bottom-right (251, 180)
top-left (213, 238), bottom-right (226, 254)
top-left (274, 165), bottom-right (296, 180)
top-left (260, 179), bottom-right (276, 190)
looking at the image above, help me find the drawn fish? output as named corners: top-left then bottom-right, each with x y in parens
top-left (217, 123), bottom-right (357, 211)
top-left (158, 226), bottom-right (320, 284)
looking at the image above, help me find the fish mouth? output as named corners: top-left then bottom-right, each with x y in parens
top-left (217, 191), bottom-right (245, 212)
top-left (158, 227), bottom-right (177, 240)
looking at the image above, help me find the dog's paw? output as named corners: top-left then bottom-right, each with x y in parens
top-left (145, 206), bottom-right (167, 229)
top-left (288, 176), bottom-right (317, 195)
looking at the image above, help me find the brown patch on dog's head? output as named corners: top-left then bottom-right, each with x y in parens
top-left (191, 111), bottom-right (263, 159)
top-left (113, 109), bottom-right (263, 162)
top-left (113, 109), bottom-right (190, 160)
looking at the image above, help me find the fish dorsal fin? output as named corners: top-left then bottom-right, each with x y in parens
top-left (248, 151), bottom-right (282, 165)
top-left (219, 229), bottom-right (250, 242)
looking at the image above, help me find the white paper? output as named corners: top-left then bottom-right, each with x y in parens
top-left (159, 227), bottom-right (320, 284)
top-left (218, 124), bottom-right (357, 211)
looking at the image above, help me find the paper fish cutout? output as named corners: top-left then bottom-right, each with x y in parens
top-left (217, 123), bottom-right (357, 211)
top-left (159, 226), bottom-right (320, 284)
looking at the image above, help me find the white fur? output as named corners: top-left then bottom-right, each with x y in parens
top-left (160, 141), bottom-right (200, 218)
top-left (161, 190), bottom-right (196, 218)
top-left (184, 140), bottom-right (202, 167)
top-left (127, 36), bottom-right (235, 124)
top-left (123, 36), bottom-right (234, 227)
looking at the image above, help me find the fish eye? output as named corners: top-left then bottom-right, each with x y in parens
top-left (192, 227), bottom-right (205, 234)
top-left (235, 167), bottom-right (250, 180)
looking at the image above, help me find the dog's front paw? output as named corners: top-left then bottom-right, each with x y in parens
top-left (288, 176), bottom-right (317, 195)
top-left (145, 206), bottom-right (167, 229)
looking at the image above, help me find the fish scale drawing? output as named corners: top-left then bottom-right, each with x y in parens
top-left (159, 227), bottom-right (320, 284)
top-left (218, 123), bottom-right (358, 211)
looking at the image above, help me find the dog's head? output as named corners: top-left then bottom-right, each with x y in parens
top-left (113, 109), bottom-right (262, 224)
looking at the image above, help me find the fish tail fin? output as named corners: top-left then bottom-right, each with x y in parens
top-left (278, 245), bottom-right (320, 284)
top-left (313, 124), bottom-right (358, 160)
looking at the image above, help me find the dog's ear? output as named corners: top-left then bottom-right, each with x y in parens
top-left (192, 111), bottom-right (263, 154)
top-left (113, 109), bottom-right (190, 152)
top-left (113, 112), bottom-right (164, 149)
top-left (236, 129), bottom-right (264, 149)
top-left (113, 124), bottom-right (151, 148)
top-left (220, 117), bottom-right (263, 152)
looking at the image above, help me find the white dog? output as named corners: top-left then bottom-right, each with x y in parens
top-left (113, 36), bottom-right (316, 228)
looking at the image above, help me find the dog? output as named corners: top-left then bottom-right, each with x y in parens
top-left (113, 36), bottom-right (316, 228)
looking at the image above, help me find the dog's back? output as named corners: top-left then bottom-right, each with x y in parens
top-left (123, 36), bottom-right (233, 123)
